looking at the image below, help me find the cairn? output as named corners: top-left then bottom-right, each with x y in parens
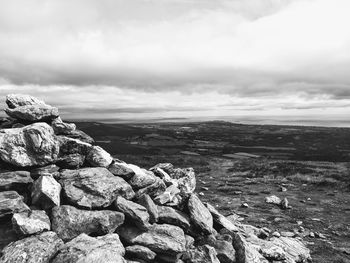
top-left (0, 94), bottom-right (312, 263)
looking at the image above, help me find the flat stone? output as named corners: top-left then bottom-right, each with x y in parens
top-left (86, 145), bottom-right (113, 167)
top-left (188, 194), bottom-right (213, 235)
top-left (115, 196), bottom-right (150, 230)
top-left (271, 236), bottom-right (311, 262)
top-left (6, 94), bottom-right (47, 109)
top-left (0, 171), bottom-right (33, 191)
top-left (157, 205), bottom-right (191, 232)
top-left (59, 167), bottom-right (134, 209)
top-left (30, 164), bottom-right (60, 180)
top-left (31, 175), bottom-right (61, 209)
top-left (0, 123), bottom-right (59, 167)
top-left (0, 231), bottom-right (63, 263)
top-left (51, 205), bottom-right (124, 241)
top-left (136, 194), bottom-right (158, 223)
top-left (108, 161), bottom-right (135, 180)
top-left (5, 105), bottom-right (59, 122)
top-left (0, 191), bottom-right (30, 219)
top-left (52, 233), bottom-right (126, 263)
top-left (206, 203), bottom-right (239, 232)
top-left (125, 245), bottom-right (156, 262)
top-left (63, 129), bottom-right (95, 144)
top-left (135, 177), bottom-right (166, 199)
top-left (56, 153), bottom-right (85, 169)
top-left (12, 210), bottom-right (51, 235)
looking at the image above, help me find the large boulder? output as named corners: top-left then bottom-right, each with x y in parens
top-left (6, 94), bottom-right (47, 109)
top-left (0, 191), bottom-right (30, 219)
top-left (188, 194), bottom-right (213, 235)
top-left (0, 171), bottom-right (33, 191)
top-left (0, 231), bottom-right (63, 263)
top-left (52, 233), bottom-right (126, 263)
top-left (12, 210), bottom-right (51, 236)
top-left (0, 123), bottom-right (59, 167)
top-left (59, 167), bottom-right (135, 209)
top-left (51, 205), bottom-right (124, 241)
top-left (31, 175), bottom-right (61, 209)
top-left (118, 224), bottom-right (186, 256)
top-left (5, 105), bottom-right (59, 122)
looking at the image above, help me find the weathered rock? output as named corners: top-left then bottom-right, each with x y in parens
top-left (265, 195), bottom-right (281, 205)
top-left (188, 194), bottom-right (213, 235)
top-left (52, 233), bottom-right (126, 263)
top-left (136, 194), bottom-right (158, 223)
top-left (0, 191), bottom-right (30, 218)
top-left (57, 136), bottom-right (92, 156)
top-left (0, 123), bottom-right (59, 167)
top-left (51, 117), bottom-right (76, 135)
top-left (135, 177), bottom-right (166, 199)
top-left (51, 205), bottom-right (124, 241)
top-left (259, 244), bottom-right (286, 261)
top-left (108, 161), bottom-right (135, 180)
top-left (125, 245), bottom-right (156, 262)
top-left (199, 235), bottom-right (236, 263)
top-left (182, 245), bottom-right (220, 263)
top-left (12, 210), bottom-right (51, 235)
top-left (118, 224), bottom-right (186, 255)
top-left (0, 171), bottom-right (33, 191)
top-left (64, 129), bottom-right (95, 144)
top-left (206, 203), bottom-right (239, 232)
top-left (128, 166), bottom-right (157, 189)
top-left (151, 167), bottom-right (175, 186)
top-left (115, 196), bottom-right (150, 230)
top-left (157, 205), bottom-right (191, 232)
top-left (154, 184), bottom-right (180, 205)
top-left (0, 231), bottom-right (63, 263)
top-left (271, 236), bottom-right (311, 262)
top-left (6, 94), bottom-right (47, 109)
top-left (86, 145), bottom-right (113, 167)
top-left (172, 168), bottom-right (196, 196)
top-left (30, 164), bottom-right (60, 180)
top-left (150, 163), bottom-right (175, 175)
top-left (31, 175), bottom-right (61, 209)
top-left (60, 167), bottom-right (134, 209)
top-left (5, 105), bottom-right (59, 122)
top-left (56, 153), bottom-right (85, 169)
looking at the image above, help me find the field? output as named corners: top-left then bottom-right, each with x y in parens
top-left (75, 121), bottom-right (350, 263)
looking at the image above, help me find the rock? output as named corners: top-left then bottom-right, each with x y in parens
top-left (118, 224), bottom-right (186, 255)
top-left (157, 205), bottom-right (191, 232)
top-left (211, 238), bottom-right (236, 263)
top-left (60, 167), bottom-right (135, 209)
top-left (136, 194), bottom-right (158, 223)
top-left (0, 123), bottom-right (59, 167)
top-left (30, 164), bottom-right (60, 180)
top-left (183, 245), bottom-right (220, 263)
top-left (52, 233), bottom-right (126, 263)
top-left (280, 231), bottom-right (295, 238)
top-left (188, 194), bottom-right (213, 235)
top-left (31, 175), bottom-right (61, 209)
top-left (265, 195), bottom-right (281, 205)
top-left (128, 165), bottom-right (157, 189)
top-left (6, 94), bottom-right (47, 109)
top-left (0, 221), bottom-right (20, 251)
top-left (271, 237), bottom-right (311, 262)
top-left (0, 171), bottom-right (33, 191)
top-left (125, 245), bottom-right (156, 262)
top-left (280, 198), bottom-right (290, 209)
top-left (150, 163), bottom-right (175, 175)
top-left (259, 245), bottom-right (285, 260)
top-left (108, 161), bottom-right (135, 180)
top-left (154, 185), bottom-right (180, 205)
top-left (51, 117), bottom-right (76, 134)
top-left (12, 210), bottom-right (50, 235)
top-left (64, 129), bottom-right (95, 144)
top-left (151, 167), bottom-right (174, 186)
top-left (205, 203), bottom-right (239, 232)
top-left (57, 136), bottom-right (92, 156)
top-left (0, 231), bottom-right (63, 263)
top-left (51, 205), bottom-right (124, 241)
top-left (115, 196), bottom-right (150, 230)
top-left (86, 145), bottom-right (113, 167)
top-left (172, 168), bottom-right (196, 196)
top-left (56, 153), bottom-right (85, 169)
top-left (0, 191), bottom-right (30, 218)
top-left (5, 105), bottom-right (59, 122)
top-left (135, 177), bottom-right (166, 199)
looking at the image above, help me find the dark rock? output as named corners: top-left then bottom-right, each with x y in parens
top-left (206, 203), bottom-right (239, 232)
top-left (115, 196), bottom-right (150, 230)
top-left (12, 210), bottom-right (51, 235)
top-left (0, 220), bottom-right (19, 251)
top-left (182, 245), bottom-right (220, 263)
top-left (30, 164), bottom-right (60, 180)
top-left (56, 153), bottom-right (85, 169)
top-left (31, 175), bottom-right (61, 209)
top-left (64, 129), bottom-right (95, 144)
top-left (125, 245), bottom-right (156, 262)
top-left (150, 163), bottom-right (175, 175)
top-left (0, 171), bottom-right (33, 191)
top-left (0, 191), bottom-right (30, 219)
top-left (5, 105), bottom-right (59, 122)
top-left (171, 168), bottom-right (196, 196)
top-left (0, 231), bottom-right (63, 263)
top-left (108, 161), bottom-right (135, 180)
top-left (157, 205), bottom-right (191, 232)
top-left (52, 233), bottom-right (126, 263)
top-left (136, 194), bottom-right (158, 223)
top-left (0, 123), bottom-right (59, 167)
top-left (57, 136), bottom-right (92, 156)
top-left (86, 145), bottom-right (113, 167)
top-left (188, 194), bottom-right (213, 235)
top-left (51, 117), bottom-right (76, 135)
top-left (59, 167), bottom-right (134, 209)
top-left (135, 177), bottom-right (166, 199)
top-left (51, 205), bottom-right (124, 241)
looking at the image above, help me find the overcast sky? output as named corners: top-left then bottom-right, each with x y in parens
top-left (0, 0), bottom-right (349, 124)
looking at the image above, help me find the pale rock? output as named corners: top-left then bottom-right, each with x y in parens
top-left (188, 194), bottom-right (213, 235)
top-left (51, 117), bottom-right (76, 134)
top-left (135, 177), bottom-right (166, 199)
top-left (31, 175), bottom-right (61, 209)
top-left (108, 161), bottom-right (135, 180)
top-left (157, 205), bottom-right (191, 232)
top-left (0, 191), bottom-right (30, 219)
top-left (5, 105), bottom-right (59, 122)
top-left (12, 210), bottom-right (51, 235)
top-left (86, 145), bottom-right (113, 167)
top-left (6, 94), bottom-right (47, 109)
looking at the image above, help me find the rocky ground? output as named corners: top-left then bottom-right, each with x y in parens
top-left (0, 94), bottom-right (312, 263)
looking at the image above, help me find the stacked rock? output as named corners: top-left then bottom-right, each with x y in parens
top-left (0, 94), bottom-right (312, 263)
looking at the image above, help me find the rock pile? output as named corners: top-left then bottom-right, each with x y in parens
top-left (0, 94), bottom-right (312, 263)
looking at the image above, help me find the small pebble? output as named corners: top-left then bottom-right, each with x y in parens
top-left (241, 203), bottom-right (249, 208)
top-left (199, 192), bottom-right (204, 196)
top-left (272, 231), bottom-right (281, 237)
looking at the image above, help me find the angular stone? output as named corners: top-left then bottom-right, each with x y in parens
top-left (259, 245), bottom-right (286, 260)
top-left (60, 167), bottom-right (134, 209)
top-left (188, 194), bottom-right (213, 235)
top-left (136, 194), bottom-right (158, 223)
top-left (265, 195), bottom-right (281, 205)
top-left (12, 210), bottom-right (51, 235)
top-left (108, 161), bottom-right (135, 180)
top-left (202, 235), bottom-right (236, 263)
top-left (150, 163), bottom-right (175, 175)
top-left (206, 203), bottom-right (239, 232)
top-left (0, 220), bottom-right (19, 251)
top-left (51, 205), bottom-right (124, 241)
top-left (152, 167), bottom-right (175, 186)
top-left (0, 123), bottom-right (59, 167)
top-left (31, 175), bottom-right (61, 209)
top-left (183, 245), bottom-right (220, 263)
top-left (154, 185), bottom-right (180, 205)
top-left (0, 191), bottom-right (30, 219)
top-left (171, 168), bottom-right (196, 196)
top-left (0, 231), bottom-right (63, 263)
top-left (52, 233), bottom-right (126, 263)
top-left (5, 105), bottom-right (59, 122)
top-left (118, 224), bottom-right (186, 255)
top-left (271, 236), bottom-right (311, 262)
top-left (57, 136), bottom-right (92, 156)
top-left (86, 145), bottom-right (113, 167)
top-left (135, 177), bottom-right (166, 199)
top-left (6, 94), bottom-right (47, 109)
top-left (157, 205), bottom-right (191, 232)
top-left (115, 196), bottom-right (150, 230)
top-left (0, 171), bottom-right (33, 191)
top-left (64, 129), bottom-right (95, 144)
top-left (51, 117), bottom-right (76, 135)
top-left (56, 153), bottom-right (85, 169)
top-left (30, 164), bottom-right (60, 180)
top-left (128, 169), bottom-right (157, 190)
top-left (125, 245), bottom-right (156, 262)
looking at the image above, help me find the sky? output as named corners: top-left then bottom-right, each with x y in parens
top-left (0, 0), bottom-right (350, 125)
